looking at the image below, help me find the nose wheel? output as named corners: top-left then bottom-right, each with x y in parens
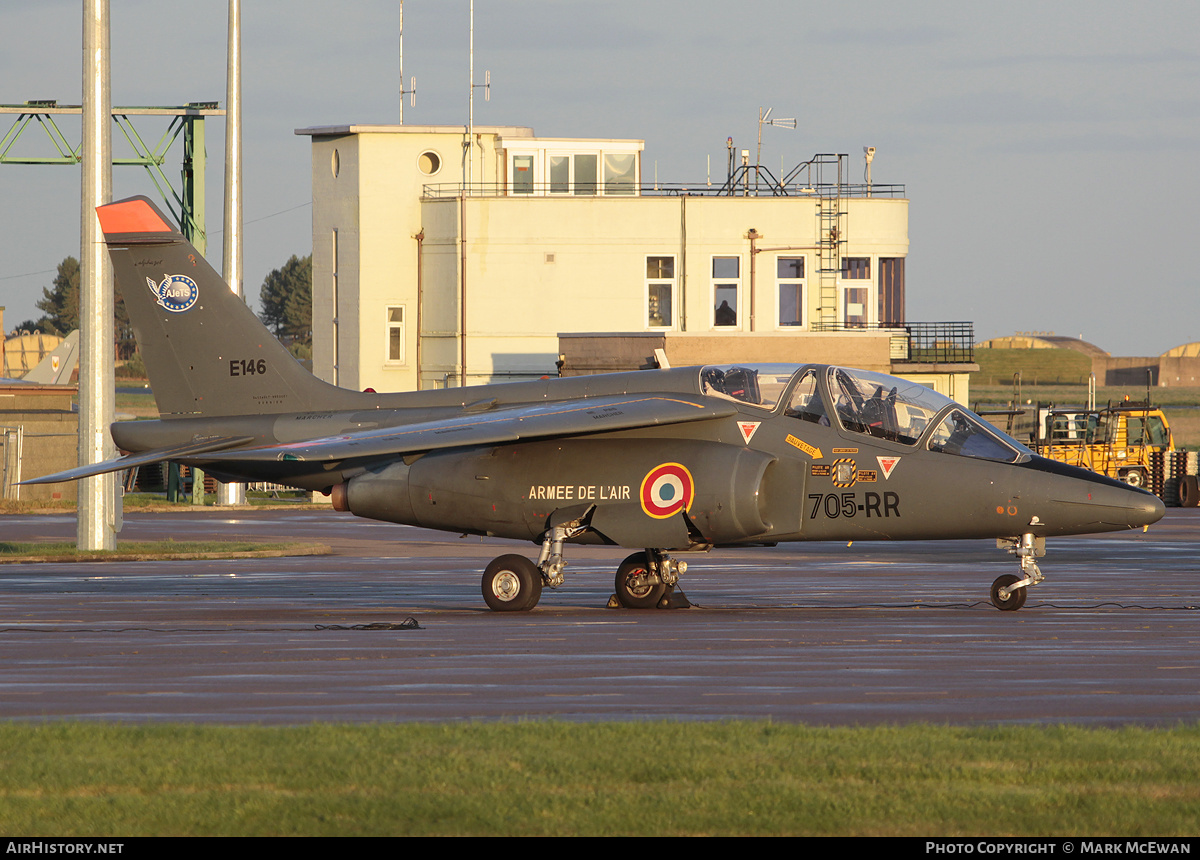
top-left (990, 574), bottom-right (1027, 611)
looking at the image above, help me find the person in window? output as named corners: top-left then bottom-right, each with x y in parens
top-left (714, 300), bottom-right (736, 326)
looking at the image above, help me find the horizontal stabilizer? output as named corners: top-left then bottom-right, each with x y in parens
top-left (21, 436), bottom-right (257, 485)
top-left (193, 394), bottom-right (736, 467)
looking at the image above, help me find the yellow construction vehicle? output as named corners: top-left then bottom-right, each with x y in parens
top-left (980, 389), bottom-right (1198, 507)
top-left (1035, 400), bottom-right (1170, 489)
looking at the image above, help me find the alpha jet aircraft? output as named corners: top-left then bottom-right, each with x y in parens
top-left (28, 196), bottom-right (1165, 612)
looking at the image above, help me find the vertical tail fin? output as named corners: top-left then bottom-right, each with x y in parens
top-left (97, 196), bottom-right (373, 418)
top-left (21, 329), bottom-right (79, 384)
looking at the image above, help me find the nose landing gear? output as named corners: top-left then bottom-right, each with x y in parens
top-left (992, 533), bottom-right (1045, 611)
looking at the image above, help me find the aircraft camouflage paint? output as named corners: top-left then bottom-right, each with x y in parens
top-left (28, 196), bottom-right (1165, 612)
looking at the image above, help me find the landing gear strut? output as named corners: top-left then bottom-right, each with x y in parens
top-left (481, 519), bottom-right (694, 611)
top-left (992, 533), bottom-right (1045, 611)
top-left (480, 522), bottom-right (586, 612)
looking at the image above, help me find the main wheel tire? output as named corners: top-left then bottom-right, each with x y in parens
top-left (614, 552), bottom-right (666, 609)
top-left (990, 574), bottom-right (1027, 612)
top-left (482, 554), bottom-right (543, 612)
top-left (1180, 474), bottom-right (1200, 508)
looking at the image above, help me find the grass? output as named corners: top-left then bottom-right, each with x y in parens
top-left (974, 347), bottom-right (1094, 387)
top-left (0, 539), bottom-right (324, 562)
top-left (0, 491), bottom-right (322, 516)
top-left (0, 722), bottom-right (1197, 836)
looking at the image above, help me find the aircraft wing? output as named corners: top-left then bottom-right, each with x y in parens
top-left (194, 394), bottom-right (736, 467)
top-left (20, 435), bottom-right (257, 485)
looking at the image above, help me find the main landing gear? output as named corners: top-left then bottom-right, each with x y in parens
top-left (480, 527), bottom-right (691, 612)
top-left (612, 550), bottom-right (691, 610)
top-left (991, 533), bottom-right (1045, 612)
top-left (481, 554), bottom-right (543, 612)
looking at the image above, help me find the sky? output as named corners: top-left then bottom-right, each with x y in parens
top-left (1, 0), bottom-right (1198, 357)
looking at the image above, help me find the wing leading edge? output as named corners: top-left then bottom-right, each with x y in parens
top-left (21, 436), bottom-right (257, 486)
top-left (25, 394), bottom-right (736, 485)
top-left (198, 393), bottom-right (736, 467)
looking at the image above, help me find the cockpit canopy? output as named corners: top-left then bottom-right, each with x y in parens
top-left (699, 364), bottom-right (796, 410)
top-left (699, 363), bottom-right (1031, 464)
top-left (825, 366), bottom-right (1030, 463)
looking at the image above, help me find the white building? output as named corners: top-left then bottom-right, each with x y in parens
top-left (295, 124), bottom-right (967, 397)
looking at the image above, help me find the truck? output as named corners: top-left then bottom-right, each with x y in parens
top-left (980, 397), bottom-right (1199, 507)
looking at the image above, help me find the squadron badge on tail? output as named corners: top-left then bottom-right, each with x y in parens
top-left (146, 273), bottom-right (199, 313)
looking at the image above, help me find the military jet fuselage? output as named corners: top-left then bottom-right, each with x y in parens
top-left (29, 197), bottom-right (1165, 612)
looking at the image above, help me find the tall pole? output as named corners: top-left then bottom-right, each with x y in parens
top-left (78, 0), bottom-right (118, 550)
top-left (218, 0), bottom-right (245, 506)
top-left (467, 0), bottom-right (474, 189)
top-left (403, 1), bottom-right (408, 125)
top-left (461, 0), bottom-right (474, 386)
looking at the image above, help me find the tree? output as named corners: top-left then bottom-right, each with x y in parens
top-left (259, 254), bottom-right (312, 344)
top-left (35, 257), bottom-right (80, 334)
top-left (32, 256), bottom-right (136, 358)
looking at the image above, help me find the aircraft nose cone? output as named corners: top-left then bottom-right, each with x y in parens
top-left (1078, 482), bottom-right (1166, 530)
top-left (1131, 491), bottom-right (1166, 528)
top-left (1020, 457), bottom-right (1167, 535)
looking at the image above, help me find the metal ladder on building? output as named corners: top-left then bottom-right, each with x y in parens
top-left (814, 154), bottom-right (846, 326)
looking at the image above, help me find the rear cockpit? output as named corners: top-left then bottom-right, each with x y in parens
top-left (699, 364), bottom-right (799, 410)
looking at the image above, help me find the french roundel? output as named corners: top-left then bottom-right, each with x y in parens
top-left (640, 462), bottom-right (695, 519)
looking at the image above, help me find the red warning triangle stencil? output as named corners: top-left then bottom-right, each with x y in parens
top-left (738, 422), bottom-right (761, 444)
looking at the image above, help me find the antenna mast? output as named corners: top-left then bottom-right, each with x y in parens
top-left (399, 2), bottom-right (416, 123)
top-left (755, 106), bottom-right (796, 192)
top-left (466, 0), bottom-right (490, 190)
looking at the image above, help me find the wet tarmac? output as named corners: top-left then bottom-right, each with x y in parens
top-left (1, 508), bottom-right (1197, 725)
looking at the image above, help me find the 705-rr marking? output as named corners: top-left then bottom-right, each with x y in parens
top-left (808, 491), bottom-right (900, 519)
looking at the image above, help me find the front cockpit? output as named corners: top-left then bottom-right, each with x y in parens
top-left (824, 366), bottom-right (1031, 463)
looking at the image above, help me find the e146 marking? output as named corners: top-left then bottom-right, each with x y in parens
top-left (230, 359), bottom-right (267, 376)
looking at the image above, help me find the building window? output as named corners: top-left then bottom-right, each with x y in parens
top-left (879, 257), bottom-right (905, 324)
top-left (549, 155), bottom-right (570, 194)
top-left (842, 286), bottom-right (868, 328)
top-left (841, 257), bottom-right (870, 279)
top-left (547, 153), bottom-right (602, 195)
top-left (646, 255), bottom-right (676, 329)
top-left (417, 150), bottom-right (442, 176)
top-left (711, 256), bottom-right (740, 328)
top-left (604, 153), bottom-right (636, 195)
top-left (776, 256), bottom-right (806, 328)
top-left (507, 146), bottom-right (640, 196)
top-left (511, 154), bottom-right (534, 194)
top-left (386, 306), bottom-right (406, 363)
top-left (574, 153), bottom-right (598, 195)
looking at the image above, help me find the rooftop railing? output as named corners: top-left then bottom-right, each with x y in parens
top-left (808, 321), bottom-right (976, 364)
top-left (421, 181), bottom-right (906, 199)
